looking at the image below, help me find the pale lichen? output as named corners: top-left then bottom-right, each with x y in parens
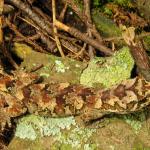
top-left (15, 115), bottom-right (96, 149)
top-left (15, 123), bottom-right (37, 140)
top-left (55, 60), bottom-right (69, 73)
top-left (15, 115), bottom-right (76, 140)
top-left (58, 126), bottom-right (96, 149)
top-left (80, 47), bottom-right (134, 88)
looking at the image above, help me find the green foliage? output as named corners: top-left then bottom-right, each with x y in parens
top-left (93, 0), bottom-right (101, 7)
top-left (103, 7), bottom-right (113, 15)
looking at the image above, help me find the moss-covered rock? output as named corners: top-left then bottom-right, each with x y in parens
top-left (8, 114), bottom-right (150, 150)
top-left (9, 115), bottom-right (96, 150)
top-left (10, 43), bottom-right (150, 150)
top-left (80, 47), bottom-right (134, 88)
top-left (13, 42), bottom-right (87, 84)
top-left (92, 9), bottom-right (122, 38)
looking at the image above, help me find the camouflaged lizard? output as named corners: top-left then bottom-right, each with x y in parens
top-left (0, 69), bottom-right (150, 131)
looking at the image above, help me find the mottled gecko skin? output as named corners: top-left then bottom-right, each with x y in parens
top-left (0, 70), bottom-right (150, 130)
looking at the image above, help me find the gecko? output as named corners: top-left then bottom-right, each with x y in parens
top-left (0, 68), bottom-right (150, 132)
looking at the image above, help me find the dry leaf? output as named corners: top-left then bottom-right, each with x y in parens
top-left (121, 25), bottom-right (135, 45)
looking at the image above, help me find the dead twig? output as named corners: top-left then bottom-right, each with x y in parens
top-left (59, 3), bottom-right (68, 22)
top-left (52, 0), bottom-right (65, 58)
top-left (55, 20), bottom-right (113, 56)
top-left (60, 39), bottom-right (88, 60)
top-left (8, 0), bottom-right (113, 56)
top-left (0, 1), bottom-right (18, 69)
top-left (84, 0), bottom-right (94, 59)
top-left (5, 18), bottom-right (46, 53)
top-left (74, 43), bottom-right (87, 59)
top-left (61, 0), bottom-right (87, 23)
top-left (8, 0), bottom-right (53, 35)
top-left (129, 41), bottom-right (150, 81)
top-left (122, 27), bottom-right (150, 81)
top-left (7, 0), bottom-right (56, 51)
top-left (62, 0), bottom-right (103, 43)
top-left (17, 15), bottom-right (56, 52)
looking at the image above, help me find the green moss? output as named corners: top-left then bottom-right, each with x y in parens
top-left (113, 0), bottom-right (133, 7)
top-left (19, 46), bottom-right (87, 84)
top-left (80, 47), bottom-right (134, 88)
top-left (122, 112), bottom-right (146, 134)
top-left (103, 7), bottom-right (113, 15)
top-left (93, 0), bottom-right (101, 7)
top-left (133, 141), bottom-right (150, 150)
top-left (58, 127), bottom-right (96, 149)
top-left (12, 42), bottom-right (33, 59)
top-left (143, 36), bottom-right (150, 51)
top-left (92, 9), bottom-right (122, 37)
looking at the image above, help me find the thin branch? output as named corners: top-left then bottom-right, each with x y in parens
top-left (74, 43), bottom-right (86, 59)
top-left (84, 0), bottom-right (94, 59)
top-left (59, 3), bottom-right (68, 22)
top-left (52, 0), bottom-right (65, 58)
top-left (122, 27), bottom-right (150, 81)
top-left (55, 20), bottom-right (113, 56)
top-left (8, 0), bottom-right (113, 56)
top-left (61, 0), bottom-right (87, 23)
top-left (7, 0), bottom-right (53, 35)
top-left (17, 12), bottom-right (56, 52)
top-left (5, 18), bottom-right (46, 53)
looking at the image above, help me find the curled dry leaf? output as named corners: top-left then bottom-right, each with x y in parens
top-left (121, 25), bottom-right (135, 46)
